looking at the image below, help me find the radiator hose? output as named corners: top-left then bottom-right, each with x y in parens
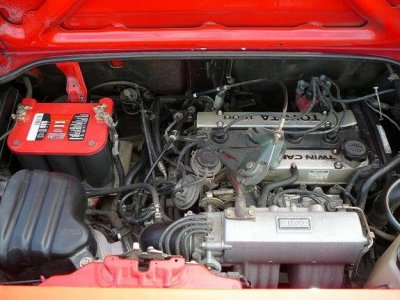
top-left (357, 153), bottom-right (400, 210)
top-left (384, 178), bottom-right (400, 232)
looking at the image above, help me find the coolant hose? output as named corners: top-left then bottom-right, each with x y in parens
top-left (357, 153), bottom-right (400, 210)
top-left (258, 163), bottom-right (299, 207)
top-left (384, 178), bottom-right (400, 232)
top-left (227, 172), bottom-right (247, 218)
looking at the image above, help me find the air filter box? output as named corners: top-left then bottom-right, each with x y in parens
top-left (7, 98), bottom-right (114, 187)
top-left (0, 169), bottom-right (96, 276)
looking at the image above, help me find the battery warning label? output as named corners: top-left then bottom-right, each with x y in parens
top-left (68, 114), bottom-right (89, 141)
top-left (27, 113), bottom-right (50, 141)
top-left (26, 113), bottom-right (89, 141)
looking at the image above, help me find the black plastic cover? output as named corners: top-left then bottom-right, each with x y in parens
top-left (0, 169), bottom-right (94, 273)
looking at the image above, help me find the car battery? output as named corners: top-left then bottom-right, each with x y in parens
top-left (7, 97), bottom-right (114, 187)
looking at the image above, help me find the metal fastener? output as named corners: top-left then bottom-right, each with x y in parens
top-left (79, 257), bottom-right (93, 267)
top-left (245, 161), bottom-right (255, 170)
top-left (12, 140), bottom-right (20, 146)
top-left (216, 120), bottom-right (224, 127)
top-left (217, 110), bottom-right (223, 116)
top-left (248, 206), bottom-right (256, 217)
top-left (88, 140), bottom-right (97, 147)
top-left (225, 210), bottom-right (234, 218)
top-left (334, 161), bottom-right (343, 169)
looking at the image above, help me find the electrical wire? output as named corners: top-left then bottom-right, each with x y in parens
top-left (0, 127), bottom-right (13, 142)
top-left (328, 88), bottom-right (395, 104)
top-left (220, 78), bottom-right (335, 136)
top-left (366, 100), bottom-right (400, 133)
top-left (144, 138), bottom-right (174, 183)
top-left (158, 215), bottom-right (207, 252)
top-left (272, 189), bottom-right (332, 207)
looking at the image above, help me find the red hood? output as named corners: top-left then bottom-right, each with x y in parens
top-left (0, 0), bottom-right (400, 76)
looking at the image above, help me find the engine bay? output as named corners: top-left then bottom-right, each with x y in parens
top-left (0, 57), bottom-right (400, 288)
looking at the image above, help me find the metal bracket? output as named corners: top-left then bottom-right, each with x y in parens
top-left (69, 247), bottom-right (95, 269)
top-left (56, 62), bottom-right (87, 103)
top-left (224, 206), bottom-right (256, 219)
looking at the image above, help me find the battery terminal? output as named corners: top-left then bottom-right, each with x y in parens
top-left (93, 103), bottom-right (119, 155)
top-left (11, 104), bottom-right (32, 122)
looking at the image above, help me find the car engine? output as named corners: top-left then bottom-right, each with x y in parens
top-left (0, 58), bottom-right (399, 288)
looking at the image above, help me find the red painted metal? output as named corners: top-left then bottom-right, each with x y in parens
top-left (0, 0), bottom-right (400, 76)
top-left (41, 256), bottom-right (243, 288)
top-left (56, 62), bottom-right (87, 102)
top-left (7, 97), bottom-right (113, 156)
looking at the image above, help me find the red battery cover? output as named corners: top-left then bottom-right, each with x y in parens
top-left (7, 98), bottom-right (114, 156)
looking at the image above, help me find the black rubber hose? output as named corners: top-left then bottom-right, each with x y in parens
top-left (140, 102), bottom-right (157, 182)
top-left (157, 215), bottom-right (207, 251)
top-left (86, 183), bottom-right (160, 212)
top-left (334, 184), bottom-right (357, 206)
top-left (345, 165), bottom-right (375, 193)
top-left (152, 98), bottom-right (163, 155)
top-left (357, 153), bottom-right (400, 210)
top-left (144, 138), bottom-right (174, 183)
top-left (119, 207), bottom-right (154, 224)
top-left (22, 76), bottom-right (32, 98)
top-left (113, 153), bottom-right (125, 187)
top-left (124, 146), bottom-right (148, 185)
top-left (258, 164), bottom-right (299, 207)
top-left (384, 178), bottom-right (400, 232)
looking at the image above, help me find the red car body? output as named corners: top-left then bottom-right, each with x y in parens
top-left (1, 0), bottom-right (400, 298)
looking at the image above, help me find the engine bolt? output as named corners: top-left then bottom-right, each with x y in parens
top-left (245, 161), bottom-right (255, 170)
top-left (216, 120), bottom-right (224, 127)
top-left (325, 121), bottom-right (332, 128)
top-left (334, 161), bottom-right (343, 169)
top-left (12, 140), bottom-right (20, 146)
top-left (217, 110), bottom-right (223, 116)
top-left (79, 256), bottom-right (93, 267)
top-left (332, 148), bottom-right (339, 155)
top-left (225, 210), bottom-right (234, 217)
top-left (248, 206), bottom-right (256, 217)
top-left (88, 140), bottom-right (97, 147)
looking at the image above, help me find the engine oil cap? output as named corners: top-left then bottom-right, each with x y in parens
top-left (341, 138), bottom-right (368, 161)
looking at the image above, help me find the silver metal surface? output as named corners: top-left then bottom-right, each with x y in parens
top-left (197, 110), bottom-right (357, 129)
top-left (93, 229), bottom-right (124, 259)
top-left (265, 149), bottom-right (369, 184)
top-left (205, 205), bottom-right (367, 264)
top-left (198, 206), bottom-right (368, 287)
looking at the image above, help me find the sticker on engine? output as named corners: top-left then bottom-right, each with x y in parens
top-left (68, 114), bottom-right (89, 141)
top-left (308, 170), bottom-right (329, 181)
top-left (27, 113), bottom-right (50, 141)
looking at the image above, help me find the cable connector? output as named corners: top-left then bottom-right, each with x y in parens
top-left (11, 104), bottom-right (32, 122)
top-left (94, 103), bottom-right (119, 155)
top-left (373, 86), bottom-right (383, 121)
